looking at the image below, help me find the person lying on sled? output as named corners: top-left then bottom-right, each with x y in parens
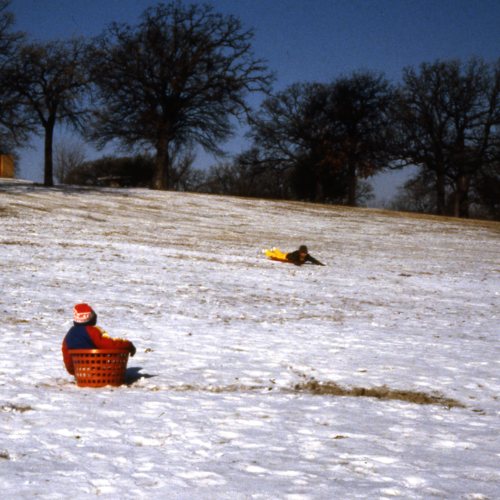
top-left (286, 245), bottom-right (325, 266)
top-left (62, 303), bottom-right (136, 375)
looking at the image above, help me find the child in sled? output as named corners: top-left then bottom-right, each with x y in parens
top-left (285, 245), bottom-right (325, 266)
top-left (62, 303), bottom-right (136, 375)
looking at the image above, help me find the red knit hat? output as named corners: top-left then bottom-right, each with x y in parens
top-left (73, 303), bottom-right (94, 323)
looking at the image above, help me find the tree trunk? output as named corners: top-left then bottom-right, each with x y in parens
top-left (43, 121), bottom-right (55, 187)
top-left (347, 160), bottom-right (357, 206)
top-left (314, 177), bottom-right (324, 203)
top-left (454, 173), bottom-right (470, 218)
top-left (435, 164), bottom-right (446, 215)
top-left (153, 138), bottom-right (170, 190)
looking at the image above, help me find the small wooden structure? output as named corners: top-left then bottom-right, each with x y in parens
top-left (0, 155), bottom-right (14, 178)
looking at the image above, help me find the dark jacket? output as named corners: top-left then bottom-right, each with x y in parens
top-left (286, 250), bottom-right (325, 266)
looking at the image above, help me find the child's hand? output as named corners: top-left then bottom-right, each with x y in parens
top-left (129, 343), bottom-right (136, 357)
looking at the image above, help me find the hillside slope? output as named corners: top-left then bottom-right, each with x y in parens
top-left (1, 179), bottom-right (499, 499)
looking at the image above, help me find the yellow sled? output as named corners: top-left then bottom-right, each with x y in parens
top-left (263, 247), bottom-right (290, 263)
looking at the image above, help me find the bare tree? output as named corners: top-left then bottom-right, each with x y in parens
top-left (447, 59), bottom-right (500, 217)
top-left (7, 38), bottom-right (89, 186)
top-left (54, 138), bottom-right (86, 184)
top-left (250, 73), bottom-right (394, 205)
top-left (0, 0), bottom-right (28, 152)
top-left (0, 1), bottom-right (21, 67)
top-left (319, 72), bottom-right (394, 205)
top-left (471, 160), bottom-right (500, 220)
top-left (394, 58), bottom-right (500, 217)
top-left (201, 148), bottom-right (291, 199)
top-left (87, 1), bottom-right (272, 190)
top-left (389, 170), bottom-right (439, 214)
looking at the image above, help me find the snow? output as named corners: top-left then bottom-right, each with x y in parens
top-left (1, 179), bottom-right (499, 499)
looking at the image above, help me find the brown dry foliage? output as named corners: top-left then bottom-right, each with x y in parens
top-left (293, 379), bottom-right (465, 408)
top-left (149, 379), bottom-right (464, 409)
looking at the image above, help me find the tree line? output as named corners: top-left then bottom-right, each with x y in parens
top-left (0, 1), bottom-right (498, 219)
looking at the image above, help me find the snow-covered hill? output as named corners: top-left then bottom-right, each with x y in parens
top-left (1, 179), bottom-right (499, 499)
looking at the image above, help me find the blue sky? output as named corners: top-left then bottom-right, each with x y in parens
top-left (8, 0), bottom-right (500, 202)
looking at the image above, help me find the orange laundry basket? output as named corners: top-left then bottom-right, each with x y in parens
top-left (70, 349), bottom-right (129, 387)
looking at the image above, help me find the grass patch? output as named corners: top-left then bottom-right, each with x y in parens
top-left (1, 403), bottom-right (33, 413)
top-left (293, 379), bottom-right (465, 408)
top-left (150, 379), bottom-right (464, 409)
top-left (1, 240), bottom-right (41, 246)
